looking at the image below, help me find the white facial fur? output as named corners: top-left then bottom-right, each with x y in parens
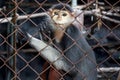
top-left (51, 9), bottom-right (75, 27)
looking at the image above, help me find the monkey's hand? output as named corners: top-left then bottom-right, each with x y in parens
top-left (38, 22), bottom-right (53, 42)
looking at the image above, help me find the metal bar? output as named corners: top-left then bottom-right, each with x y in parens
top-left (72, 0), bottom-right (77, 7)
top-left (12, 0), bottom-right (17, 80)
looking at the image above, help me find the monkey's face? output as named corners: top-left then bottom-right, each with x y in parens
top-left (51, 9), bottom-right (75, 26)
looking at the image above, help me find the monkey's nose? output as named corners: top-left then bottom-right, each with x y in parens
top-left (57, 17), bottom-right (62, 20)
top-left (58, 18), bottom-right (62, 20)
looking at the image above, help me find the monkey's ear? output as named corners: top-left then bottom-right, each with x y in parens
top-left (48, 9), bottom-right (53, 15)
top-left (71, 12), bottom-right (76, 17)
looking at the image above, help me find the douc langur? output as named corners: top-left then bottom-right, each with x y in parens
top-left (27, 3), bottom-right (97, 80)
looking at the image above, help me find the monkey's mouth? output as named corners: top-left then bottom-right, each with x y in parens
top-left (54, 20), bottom-right (67, 25)
top-left (56, 23), bottom-right (65, 27)
top-left (54, 21), bottom-right (64, 24)
top-left (56, 23), bottom-right (64, 25)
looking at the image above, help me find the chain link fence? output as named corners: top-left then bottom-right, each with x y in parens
top-left (0, 0), bottom-right (120, 80)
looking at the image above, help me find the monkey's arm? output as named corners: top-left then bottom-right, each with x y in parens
top-left (27, 33), bottom-right (74, 72)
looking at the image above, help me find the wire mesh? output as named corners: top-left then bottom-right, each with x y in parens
top-left (0, 0), bottom-right (120, 80)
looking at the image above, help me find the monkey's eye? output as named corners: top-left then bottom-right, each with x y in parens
top-left (54, 12), bottom-right (58, 15)
top-left (62, 13), bottom-right (67, 16)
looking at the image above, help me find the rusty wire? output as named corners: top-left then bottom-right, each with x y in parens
top-left (0, 0), bottom-right (120, 80)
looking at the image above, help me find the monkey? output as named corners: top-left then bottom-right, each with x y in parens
top-left (26, 3), bottom-right (97, 80)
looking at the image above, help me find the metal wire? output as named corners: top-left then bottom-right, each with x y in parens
top-left (0, 0), bottom-right (120, 80)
